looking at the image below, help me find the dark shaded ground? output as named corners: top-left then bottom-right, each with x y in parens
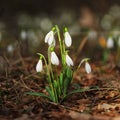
top-left (0, 53), bottom-right (120, 120)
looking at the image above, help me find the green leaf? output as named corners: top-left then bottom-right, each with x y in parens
top-left (62, 67), bottom-right (73, 96)
top-left (45, 86), bottom-right (53, 99)
top-left (66, 67), bottom-right (73, 78)
top-left (63, 77), bottom-right (72, 96)
top-left (53, 80), bottom-right (59, 97)
top-left (26, 92), bottom-right (50, 100)
top-left (59, 73), bottom-right (63, 87)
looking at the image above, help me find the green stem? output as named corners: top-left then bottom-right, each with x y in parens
top-left (37, 53), bottom-right (56, 102)
top-left (48, 46), bottom-right (54, 81)
top-left (37, 53), bottom-right (50, 81)
top-left (48, 46), bottom-right (59, 102)
top-left (55, 25), bottom-right (64, 67)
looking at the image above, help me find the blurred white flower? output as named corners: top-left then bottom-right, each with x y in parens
top-left (45, 31), bottom-right (55, 45)
top-left (64, 32), bottom-right (72, 47)
top-left (107, 37), bottom-right (114, 48)
top-left (66, 54), bottom-right (73, 66)
top-left (118, 37), bottom-right (120, 46)
top-left (7, 44), bottom-right (14, 53)
top-left (20, 30), bottom-right (27, 40)
top-left (36, 59), bottom-right (43, 72)
top-left (88, 30), bottom-right (97, 40)
top-left (51, 51), bottom-right (59, 65)
top-left (85, 62), bottom-right (91, 74)
top-left (39, 17), bottom-right (53, 31)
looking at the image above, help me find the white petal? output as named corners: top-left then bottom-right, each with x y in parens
top-left (107, 37), bottom-right (114, 48)
top-left (48, 37), bottom-right (55, 45)
top-left (64, 32), bottom-right (72, 47)
top-left (85, 62), bottom-right (91, 74)
top-left (45, 31), bottom-right (52, 43)
top-left (45, 31), bottom-right (54, 45)
top-left (66, 55), bottom-right (73, 66)
top-left (36, 59), bottom-right (43, 72)
top-left (51, 52), bottom-right (59, 65)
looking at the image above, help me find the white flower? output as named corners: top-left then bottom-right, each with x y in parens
top-left (66, 54), bottom-right (74, 66)
top-left (64, 32), bottom-right (72, 47)
top-left (51, 51), bottom-right (59, 65)
top-left (7, 44), bottom-right (14, 53)
top-left (107, 37), bottom-right (114, 48)
top-left (85, 62), bottom-right (91, 74)
top-left (36, 59), bottom-right (43, 72)
top-left (45, 31), bottom-right (55, 45)
top-left (20, 30), bottom-right (27, 40)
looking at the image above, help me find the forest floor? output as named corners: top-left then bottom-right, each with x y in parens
top-left (0, 54), bottom-right (120, 120)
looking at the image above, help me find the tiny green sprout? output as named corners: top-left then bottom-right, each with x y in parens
top-left (27, 25), bottom-right (92, 103)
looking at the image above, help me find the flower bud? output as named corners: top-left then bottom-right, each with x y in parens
top-left (64, 32), bottom-right (72, 47)
top-left (36, 59), bottom-right (43, 72)
top-left (85, 62), bottom-right (91, 74)
top-left (66, 54), bottom-right (74, 66)
top-left (45, 31), bottom-right (55, 45)
top-left (51, 51), bottom-right (59, 65)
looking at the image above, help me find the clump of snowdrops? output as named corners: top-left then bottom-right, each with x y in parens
top-left (27, 25), bottom-right (91, 103)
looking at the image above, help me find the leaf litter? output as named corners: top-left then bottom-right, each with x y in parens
top-left (0, 55), bottom-right (120, 120)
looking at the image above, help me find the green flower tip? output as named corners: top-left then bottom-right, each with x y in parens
top-left (50, 46), bottom-right (54, 52)
top-left (52, 27), bottom-right (56, 32)
top-left (64, 27), bottom-right (68, 32)
top-left (65, 50), bottom-right (69, 55)
top-left (84, 58), bottom-right (90, 62)
top-left (37, 53), bottom-right (43, 59)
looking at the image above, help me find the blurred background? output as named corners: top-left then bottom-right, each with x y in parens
top-left (0, 0), bottom-right (120, 59)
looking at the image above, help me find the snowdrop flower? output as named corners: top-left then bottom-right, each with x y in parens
top-left (107, 37), bottom-right (114, 48)
top-left (45, 30), bottom-right (55, 45)
top-left (64, 32), bottom-right (72, 47)
top-left (85, 62), bottom-right (91, 74)
top-left (36, 59), bottom-right (43, 72)
top-left (66, 54), bottom-right (74, 66)
top-left (51, 51), bottom-right (59, 65)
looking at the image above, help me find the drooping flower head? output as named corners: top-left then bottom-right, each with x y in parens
top-left (64, 27), bottom-right (72, 47)
top-left (85, 62), bottom-right (91, 74)
top-left (78, 58), bottom-right (91, 74)
top-left (107, 37), bottom-right (114, 49)
top-left (51, 51), bottom-right (59, 65)
top-left (45, 30), bottom-right (55, 46)
top-left (36, 59), bottom-right (43, 72)
top-left (65, 53), bottom-right (74, 67)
